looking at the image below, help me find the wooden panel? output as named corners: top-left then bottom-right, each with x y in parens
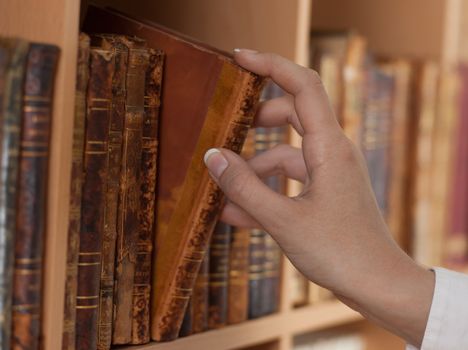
top-left (0, 1), bottom-right (80, 349)
top-left (311, 0), bottom-right (446, 60)
top-left (92, 0), bottom-right (305, 61)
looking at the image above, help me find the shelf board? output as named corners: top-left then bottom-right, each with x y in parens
top-left (123, 301), bottom-right (363, 350)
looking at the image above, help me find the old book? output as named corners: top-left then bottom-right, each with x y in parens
top-left (87, 34), bottom-right (128, 350)
top-left (361, 64), bottom-right (394, 216)
top-left (192, 253), bottom-right (209, 334)
top-left (112, 36), bottom-right (148, 345)
top-left (131, 48), bottom-right (164, 345)
top-left (178, 298), bottom-right (193, 338)
top-left (84, 5), bottom-right (265, 341)
top-left (75, 47), bottom-right (114, 350)
top-left (208, 222), bottom-right (231, 329)
top-left (0, 38), bottom-right (29, 350)
top-left (12, 43), bottom-right (59, 350)
top-left (410, 62), bottom-right (440, 266)
top-left (62, 33), bottom-right (90, 350)
top-left (444, 64), bottom-right (468, 268)
top-left (379, 60), bottom-right (413, 250)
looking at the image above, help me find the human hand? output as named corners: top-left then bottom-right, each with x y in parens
top-left (204, 50), bottom-right (434, 347)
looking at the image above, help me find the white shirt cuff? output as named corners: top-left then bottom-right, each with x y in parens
top-left (408, 267), bottom-right (468, 350)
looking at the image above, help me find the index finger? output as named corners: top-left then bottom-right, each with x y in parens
top-left (234, 50), bottom-right (339, 136)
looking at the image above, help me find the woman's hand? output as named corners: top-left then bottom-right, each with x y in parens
top-left (204, 49), bottom-right (434, 347)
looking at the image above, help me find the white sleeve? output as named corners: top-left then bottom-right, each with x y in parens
top-left (406, 267), bottom-right (468, 350)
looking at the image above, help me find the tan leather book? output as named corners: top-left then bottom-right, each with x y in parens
top-left (84, 5), bottom-right (264, 341)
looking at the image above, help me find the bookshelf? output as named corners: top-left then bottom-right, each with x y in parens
top-left (1, 0), bottom-right (463, 349)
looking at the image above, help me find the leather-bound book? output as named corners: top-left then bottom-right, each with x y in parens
top-left (410, 62), bottom-right (440, 265)
top-left (131, 48), bottom-right (164, 345)
top-left (227, 130), bottom-right (255, 325)
top-left (379, 60), bottom-right (413, 250)
top-left (178, 299), bottom-right (193, 338)
top-left (84, 5), bottom-right (264, 341)
top-left (445, 64), bottom-right (468, 268)
top-left (361, 65), bottom-right (394, 216)
top-left (192, 253), bottom-right (209, 334)
top-left (62, 33), bottom-right (90, 350)
top-left (208, 222), bottom-right (231, 329)
top-left (75, 47), bottom-right (114, 350)
top-left (112, 36), bottom-right (148, 345)
top-left (0, 38), bottom-right (28, 350)
top-left (12, 43), bottom-right (59, 350)
top-left (88, 34), bottom-right (127, 350)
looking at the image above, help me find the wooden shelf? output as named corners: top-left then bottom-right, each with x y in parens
top-left (122, 301), bottom-right (362, 350)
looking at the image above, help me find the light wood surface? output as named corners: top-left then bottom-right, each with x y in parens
top-left (0, 1), bottom-right (80, 349)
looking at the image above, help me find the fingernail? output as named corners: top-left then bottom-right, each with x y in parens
top-left (233, 48), bottom-right (258, 54)
top-left (204, 148), bottom-right (228, 178)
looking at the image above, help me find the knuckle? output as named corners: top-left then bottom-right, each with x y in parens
top-left (305, 69), bottom-right (323, 88)
top-left (222, 168), bottom-right (252, 201)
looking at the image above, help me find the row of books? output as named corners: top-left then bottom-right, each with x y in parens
top-left (0, 38), bottom-right (59, 349)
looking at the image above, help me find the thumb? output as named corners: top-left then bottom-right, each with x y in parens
top-left (204, 148), bottom-right (291, 230)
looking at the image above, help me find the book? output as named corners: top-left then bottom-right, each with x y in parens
top-left (75, 46), bottom-right (114, 350)
top-left (89, 34), bottom-right (127, 350)
top-left (112, 36), bottom-right (148, 345)
top-left (445, 64), bottom-right (468, 268)
top-left (0, 38), bottom-right (29, 350)
top-left (192, 253), bottom-right (209, 334)
top-left (84, 5), bottom-right (265, 341)
top-left (208, 222), bottom-right (231, 329)
top-left (410, 62), bottom-right (440, 265)
top-left (131, 48), bottom-right (164, 345)
top-left (12, 42), bottom-right (59, 350)
top-left (361, 64), bottom-right (394, 216)
top-left (62, 33), bottom-right (89, 350)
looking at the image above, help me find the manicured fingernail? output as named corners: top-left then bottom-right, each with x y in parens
top-left (233, 48), bottom-right (258, 54)
top-left (204, 148), bottom-right (228, 178)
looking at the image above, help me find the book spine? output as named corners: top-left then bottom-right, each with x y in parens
top-left (112, 39), bottom-right (148, 345)
top-left (178, 298), bottom-right (193, 337)
top-left (151, 68), bottom-right (264, 341)
top-left (89, 35), bottom-right (128, 350)
top-left (0, 38), bottom-right (29, 350)
top-left (248, 229), bottom-right (265, 319)
top-left (192, 252), bottom-right (209, 334)
top-left (227, 129), bottom-right (255, 325)
top-left (62, 33), bottom-right (89, 350)
top-left (131, 49), bottom-right (164, 345)
top-left (208, 222), bottom-right (231, 329)
top-left (75, 48), bottom-right (114, 350)
top-left (12, 43), bottom-right (59, 350)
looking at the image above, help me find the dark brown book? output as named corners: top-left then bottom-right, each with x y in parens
top-left (62, 33), bottom-right (89, 350)
top-left (0, 38), bottom-right (29, 350)
top-left (131, 48), bottom-right (164, 345)
top-left (84, 6), bottom-right (265, 341)
top-left (75, 47), bottom-right (114, 350)
top-left (12, 43), bottom-right (59, 350)
top-left (208, 222), bottom-right (231, 329)
top-left (227, 129), bottom-right (255, 325)
top-left (112, 36), bottom-right (148, 345)
top-left (192, 252), bottom-right (209, 334)
top-left (88, 34), bottom-right (128, 350)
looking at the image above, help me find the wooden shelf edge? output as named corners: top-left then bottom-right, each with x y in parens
top-left (122, 301), bottom-right (363, 350)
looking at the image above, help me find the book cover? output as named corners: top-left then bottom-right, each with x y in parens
top-left (131, 48), bottom-right (164, 345)
top-left (0, 38), bottom-right (29, 350)
top-left (62, 33), bottom-right (89, 350)
top-left (84, 6), bottom-right (265, 341)
top-left (75, 47), bottom-right (114, 350)
top-left (12, 42), bottom-right (59, 350)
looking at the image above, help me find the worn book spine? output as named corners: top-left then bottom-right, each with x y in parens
top-left (178, 299), bottom-right (193, 337)
top-left (208, 222), bottom-right (231, 329)
top-left (362, 68), bottom-right (394, 216)
top-left (88, 34), bottom-right (128, 350)
top-left (62, 33), bottom-right (90, 350)
top-left (131, 48), bottom-right (164, 345)
top-left (227, 129), bottom-right (255, 325)
top-left (75, 47), bottom-right (114, 350)
top-left (192, 253), bottom-right (209, 334)
top-left (0, 38), bottom-right (28, 350)
top-left (112, 37), bottom-right (148, 345)
top-left (151, 67), bottom-right (264, 341)
top-left (12, 43), bottom-right (59, 350)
